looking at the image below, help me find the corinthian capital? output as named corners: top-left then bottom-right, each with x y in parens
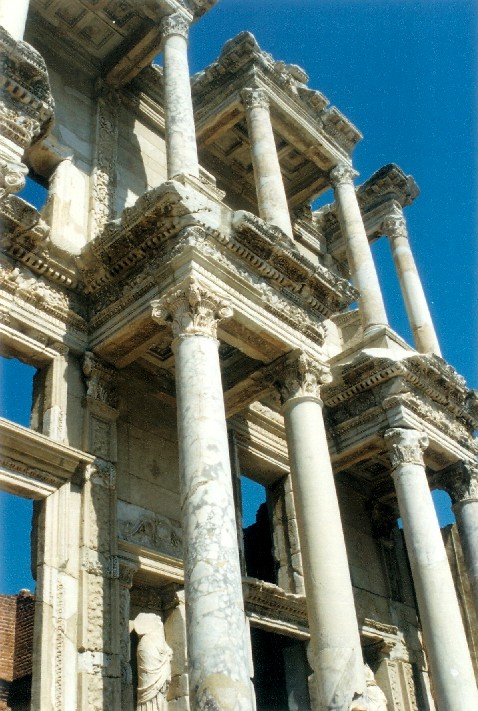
top-left (384, 428), bottom-right (429, 470)
top-left (160, 12), bottom-right (190, 40)
top-left (436, 461), bottom-right (478, 505)
top-left (382, 206), bottom-right (408, 240)
top-left (329, 163), bottom-right (358, 188)
top-left (151, 277), bottom-right (233, 340)
top-left (271, 351), bottom-right (332, 404)
top-left (241, 88), bottom-right (270, 112)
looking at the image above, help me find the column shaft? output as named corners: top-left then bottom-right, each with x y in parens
top-left (385, 429), bottom-right (478, 710)
top-left (0, 0), bottom-right (29, 40)
top-left (277, 354), bottom-right (366, 711)
top-left (152, 279), bottom-right (252, 711)
top-left (384, 208), bottom-right (441, 355)
top-left (455, 499), bottom-right (478, 612)
top-left (330, 165), bottom-right (388, 334)
top-left (242, 88), bottom-right (293, 237)
top-left (161, 13), bottom-right (199, 179)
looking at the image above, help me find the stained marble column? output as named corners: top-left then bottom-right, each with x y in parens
top-left (274, 352), bottom-right (367, 711)
top-left (161, 12), bottom-right (199, 179)
top-left (241, 88), bottom-right (293, 238)
top-left (151, 277), bottom-right (252, 711)
top-left (383, 205), bottom-right (441, 355)
top-left (384, 428), bottom-right (478, 710)
top-left (440, 460), bottom-right (478, 614)
top-left (0, 0), bottom-right (29, 40)
top-left (329, 164), bottom-right (388, 335)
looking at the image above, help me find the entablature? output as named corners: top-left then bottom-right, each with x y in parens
top-left (192, 32), bottom-right (361, 210)
top-left (323, 350), bottom-right (478, 483)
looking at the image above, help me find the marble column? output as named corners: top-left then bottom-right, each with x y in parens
top-left (161, 12), bottom-right (199, 179)
top-left (329, 164), bottom-right (388, 335)
top-left (241, 88), bottom-right (293, 238)
top-left (441, 460), bottom-right (478, 614)
top-left (151, 277), bottom-right (252, 711)
top-left (274, 352), bottom-right (367, 711)
top-left (383, 205), bottom-right (441, 356)
top-left (0, 0), bottom-right (29, 40)
top-left (384, 428), bottom-right (478, 710)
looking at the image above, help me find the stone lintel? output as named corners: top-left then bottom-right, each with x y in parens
top-left (0, 417), bottom-right (94, 498)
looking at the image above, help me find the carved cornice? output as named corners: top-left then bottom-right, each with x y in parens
top-left (83, 186), bottom-right (355, 342)
top-left (151, 275), bottom-right (233, 340)
top-left (358, 164), bottom-right (420, 211)
top-left (242, 578), bottom-right (308, 636)
top-left (435, 460), bottom-right (478, 504)
top-left (0, 26), bottom-right (54, 198)
top-left (324, 353), bottom-right (473, 424)
top-left (192, 31), bottom-right (361, 155)
top-left (329, 163), bottom-right (358, 188)
top-left (0, 254), bottom-right (86, 332)
top-left (0, 195), bottom-right (80, 290)
top-left (384, 428), bottom-right (428, 470)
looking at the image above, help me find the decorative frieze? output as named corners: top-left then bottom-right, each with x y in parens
top-left (118, 501), bottom-right (182, 558)
top-left (151, 276), bottom-right (233, 340)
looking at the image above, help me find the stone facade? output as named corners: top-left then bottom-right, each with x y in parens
top-left (0, 2), bottom-right (477, 711)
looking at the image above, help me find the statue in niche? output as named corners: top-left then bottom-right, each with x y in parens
top-left (365, 664), bottom-right (388, 710)
top-left (133, 613), bottom-right (172, 711)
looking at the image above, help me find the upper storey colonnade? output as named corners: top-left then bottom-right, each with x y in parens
top-left (0, 0), bottom-right (441, 359)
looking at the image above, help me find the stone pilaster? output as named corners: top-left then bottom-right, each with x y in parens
top-left (118, 560), bottom-right (137, 711)
top-left (384, 428), bottom-right (478, 710)
top-left (383, 204), bottom-right (441, 355)
top-left (241, 88), bottom-right (293, 238)
top-left (79, 354), bottom-right (121, 710)
top-left (151, 277), bottom-right (252, 711)
top-left (0, 24), bottom-right (54, 199)
top-left (272, 351), bottom-right (367, 711)
top-left (439, 460), bottom-right (478, 614)
top-left (41, 342), bottom-right (69, 443)
top-left (329, 164), bottom-right (388, 334)
top-left (161, 12), bottom-right (199, 179)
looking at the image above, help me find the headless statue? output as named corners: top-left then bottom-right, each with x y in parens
top-left (365, 664), bottom-right (388, 711)
top-left (134, 613), bottom-right (172, 711)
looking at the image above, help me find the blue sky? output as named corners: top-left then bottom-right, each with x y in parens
top-left (1, 0), bottom-right (476, 593)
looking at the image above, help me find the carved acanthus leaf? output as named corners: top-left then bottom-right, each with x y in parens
top-left (384, 428), bottom-right (428, 470)
top-left (151, 276), bottom-right (233, 340)
top-left (160, 12), bottom-right (190, 40)
top-left (382, 206), bottom-right (407, 240)
top-left (241, 87), bottom-right (269, 111)
top-left (270, 351), bottom-right (332, 404)
top-left (329, 163), bottom-right (358, 188)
